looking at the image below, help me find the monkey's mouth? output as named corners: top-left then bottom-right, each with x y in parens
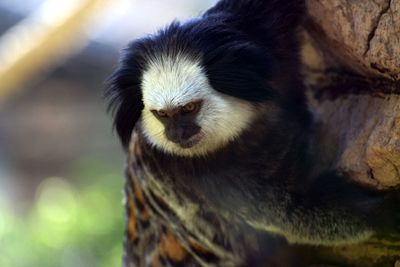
top-left (176, 133), bottom-right (203, 149)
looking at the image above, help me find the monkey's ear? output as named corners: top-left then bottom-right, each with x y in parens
top-left (105, 45), bottom-right (145, 149)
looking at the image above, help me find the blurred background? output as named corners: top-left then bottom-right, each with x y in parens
top-left (0, 0), bottom-right (213, 266)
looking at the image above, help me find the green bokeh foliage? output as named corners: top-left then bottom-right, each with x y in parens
top-left (0, 160), bottom-right (124, 267)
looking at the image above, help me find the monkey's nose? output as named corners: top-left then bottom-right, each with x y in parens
top-left (165, 124), bottom-right (201, 146)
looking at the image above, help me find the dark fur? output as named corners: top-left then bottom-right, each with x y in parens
top-left (107, 0), bottom-right (400, 252)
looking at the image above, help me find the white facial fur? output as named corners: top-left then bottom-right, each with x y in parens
top-left (140, 54), bottom-right (256, 157)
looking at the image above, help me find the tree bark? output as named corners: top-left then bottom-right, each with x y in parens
top-left (300, 0), bottom-right (400, 266)
top-left (304, 0), bottom-right (400, 80)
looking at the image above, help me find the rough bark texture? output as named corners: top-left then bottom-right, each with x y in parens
top-left (304, 0), bottom-right (400, 190)
top-left (305, 0), bottom-right (400, 80)
top-left (301, 0), bottom-right (400, 266)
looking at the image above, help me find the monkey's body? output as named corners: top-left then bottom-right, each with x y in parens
top-left (125, 133), bottom-right (294, 267)
top-left (107, 0), bottom-right (400, 266)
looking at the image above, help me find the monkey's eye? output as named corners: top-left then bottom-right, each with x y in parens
top-left (154, 110), bottom-right (168, 117)
top-left (182, 102), bottom-right (198, 113)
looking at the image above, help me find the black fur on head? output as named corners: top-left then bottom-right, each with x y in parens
top-left (105, 41), bottom-right (147, 148)
top-left (106, 0), bottom-right (307, 148)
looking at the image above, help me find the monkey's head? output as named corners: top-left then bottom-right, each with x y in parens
top-left (107, 3), bottom-right (308, 157)
top-left (139, 52), bottom-right (260, 157)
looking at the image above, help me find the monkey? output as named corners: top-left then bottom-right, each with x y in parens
top-left (106, 0), bottom-right (400, 255)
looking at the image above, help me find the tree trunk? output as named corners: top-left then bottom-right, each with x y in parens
top-left (300, 0), bottom-right (400, 266)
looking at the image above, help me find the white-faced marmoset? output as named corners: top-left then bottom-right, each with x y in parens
top-left (106, 0), bottom-right (400, 265)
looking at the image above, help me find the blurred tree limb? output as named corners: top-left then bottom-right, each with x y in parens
top-left (0, 0), bottom-right (112, 103)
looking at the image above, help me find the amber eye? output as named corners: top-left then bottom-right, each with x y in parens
top-left (182, 102), bottom-right (197, 113)
top-left (154, 110), bottom-right (167, 117)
